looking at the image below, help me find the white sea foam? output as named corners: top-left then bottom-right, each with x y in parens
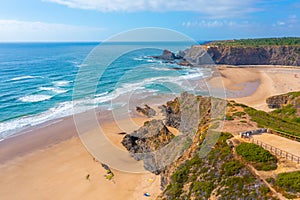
top-left (133, 57), bottom-right (143, 61)
top-left (0, 100), bottom-right (97, 139)
top-left (95, 91), bottom-right (109, 97)
top-left (39, 87), bottom-right (67, 94)
top-left (150, 67), bottom-right (172, 71)
top-left (53, 81), bottom-right (70, 87)
top-left (77, 63), bottom-right (88, 68)
top-left (11, 75), bottom-right (41, 81)
top-left (1, 67), bottom-right (209, 141)
top-left (19, 95), bottom-right (52, 103)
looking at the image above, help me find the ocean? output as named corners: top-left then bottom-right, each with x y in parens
top-left (0, 42), bottom-right (212, 140)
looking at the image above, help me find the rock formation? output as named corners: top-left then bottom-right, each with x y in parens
top-left (136, 104), bottom-right (156, 117)
top-left (152, 49), bottom-right (178, 60)
top-left (152, 49), bottom-right (192, 66)
top-left (183, 45), bottom-right (300, 66)
top-left (121, 119), bottom-right (174, 174)
top-left (266, 92), bottom-right (300, 109)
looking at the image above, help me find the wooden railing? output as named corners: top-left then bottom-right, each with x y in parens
top-left (267, 129), bottom-right (300, 142)
top-left (250, 138), bottom-right (300, 164)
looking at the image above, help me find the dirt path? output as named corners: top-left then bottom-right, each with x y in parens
top-left (231, 136), bottom-right (287, 200)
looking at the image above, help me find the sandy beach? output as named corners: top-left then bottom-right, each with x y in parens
top-left (0, 112), bottom-right (161, 200)
top-left (208, 65), bottom-right (300, 111)
top-left (1, 65), bottom-right (300, 200)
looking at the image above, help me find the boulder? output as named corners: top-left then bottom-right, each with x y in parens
top-left (152, 50), bottom-right (178, 61)
top-left (136, 104), bottom-right (156, 117)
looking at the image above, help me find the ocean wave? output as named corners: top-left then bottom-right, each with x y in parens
top-left (18, 95), bottom-right (52, 103)
top-left (0, 100), bottom-right (97, 139)
top-left (53, 81), bottom-right (70, 87)
top-left (39, 87), bottom-right (68, 94)
top-left (150, 67), bottom-right (172, 71)
top-left (11, 75), bottom-right (42, 81)
top-left (74, 63), bottom-right (88, 68)
top-left (95, 91), bottom-right (109, 97)
top-left (147, 59), bottom-right (155, 63)
top-left (133, 57), bottom-right (144, 61)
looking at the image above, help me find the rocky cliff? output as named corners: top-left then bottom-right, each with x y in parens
top-left (121, 119), bottom-right (174, 174)
top-left (266, 91), bottom-right (300, 109)
top-left (183, 45), bottom-right (300, 66)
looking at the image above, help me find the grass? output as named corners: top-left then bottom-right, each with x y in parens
top-left (236, 143), bottom-right (277, 171)
top-left (244, 106), bottom-right (300, 138)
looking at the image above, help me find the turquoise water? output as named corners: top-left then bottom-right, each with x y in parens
top-left (0, 42), bottom-right (212, 139)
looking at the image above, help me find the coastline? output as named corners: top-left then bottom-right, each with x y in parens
top-left (0, 109), bottom-right (161, 200)
top-left (1, 65), bottom-right (300, 199)
top-left (208, 65), bottom-right (300, 111)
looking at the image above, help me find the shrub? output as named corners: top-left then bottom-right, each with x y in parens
top-left (192, 181), bottom-right (214, 198)
top-left (222, 160), bottom-right (244, 176)
top-left (277, 171), bottom-right (300, 193)
top-left (236, 143), bottom-right (277, 171)
top-left (225, 114), bottom-right (234, 120)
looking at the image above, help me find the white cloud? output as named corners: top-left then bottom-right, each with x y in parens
top-left (276, 21), bottom-right (286, 26)
top-left (45, 0), bottom-right (258, 18)
top-left (182, 20), bottom-right (237, 28)
top-left (273, 15), bottom-right (299, 28)
top-left (0, 20), bottom-right (105, 41)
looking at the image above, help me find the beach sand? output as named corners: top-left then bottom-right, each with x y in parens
top-left (208, 65), bottom-right (300, 111)
top-left (0, 114), bottom-right (161, 200)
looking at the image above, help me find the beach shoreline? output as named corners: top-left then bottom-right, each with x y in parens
top-left (1, 65), bottom-right (300, 199)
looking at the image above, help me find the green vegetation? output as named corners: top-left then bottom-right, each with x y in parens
top-left (222, 160), bottom-right (243, 176)
top-left (288, 91), bottom-right (300, 99)
top-left (244, 106), bottom-right (300, 138)
top-left (163, 133), bottom-right (275, 199)
top-left (236, 143), bottom-right (277, 171)
top-left (277, 171), bottom-right (300, 193)
top-left (232, 111), bottom-right (246, 118)
top-left (225, 114), bottom-right (234, 121)
top-left (191, 181), bottom-right (214, 199)
top-left (267, 171), bottom-right (300, 199)
top-left (208, 37), bottom-right (300, 47)
top-left (270, 91), bottom-right (300, 123)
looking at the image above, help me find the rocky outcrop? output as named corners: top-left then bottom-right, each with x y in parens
top-left (266, 91), bottom-right (300, 109)
top-left (123, 92), bottom-right (219, 175)
top-left (136, 104), bottom-right (156, 117)
top-left (184, 45), bottom-right (300, 66)
top-left (177, 60), bottom-right (192, 66)
top-left (121, 119), bottom-right (174, 174)
top-left (152, 49), bottom-right (192, 66)
top-left (266, 94), bottom-right (290, 109)
top-left (152, 50), bottom-right (178, 60)
top-left (160, 98), bottom-right (181, 129)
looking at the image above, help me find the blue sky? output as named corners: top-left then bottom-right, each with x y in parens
top-left (0, 0), bottom-right (299, 41)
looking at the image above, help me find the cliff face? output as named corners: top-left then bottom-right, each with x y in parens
top-left (122, 92), bottom-right (215, 175)
top-left (266, 91), bottom-right (300, 109)
top-left (184, 45), bottom-right (300, 66)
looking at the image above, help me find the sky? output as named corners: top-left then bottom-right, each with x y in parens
top-left (0, 0), bottom-right (299, 42)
